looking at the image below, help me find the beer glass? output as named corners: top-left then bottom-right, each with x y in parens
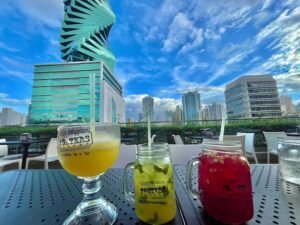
top-left (57, 123), bottom-right (120, 225)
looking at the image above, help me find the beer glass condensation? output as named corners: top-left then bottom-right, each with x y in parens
top-left (57, 123), bottom-right (120, 225)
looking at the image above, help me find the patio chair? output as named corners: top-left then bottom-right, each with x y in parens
top-left (169, 144), bottom-right (202, 165)
top-left (151, 135), bottom-right (156, 143)
top-left (0, 139), bottom-right (22, 171)
top-left (237, 133), bottom-right (258, 164)
top-left (223, 135), bottom-right (246, 157)
top-left (112, 145), bottom-right (137, 168)
top-left (25, 138), bottom-right (58, 169)
top-left (172, 135), bottom-right (184, 144)
top-left (263, 131), bottom-right (287, 164)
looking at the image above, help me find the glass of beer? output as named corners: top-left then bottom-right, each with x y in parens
top-left (57, 123), bottom-right (120, 225)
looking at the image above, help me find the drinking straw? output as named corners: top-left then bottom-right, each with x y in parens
top-left (147, 113), bottom-right (151, 147)
top-left (89, 73), bottom-right (95, 125)
top-left (219, 107), bottom-right (226, 141)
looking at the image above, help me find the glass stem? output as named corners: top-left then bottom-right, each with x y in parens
top-left (79, 176), bottom-right (102, 215)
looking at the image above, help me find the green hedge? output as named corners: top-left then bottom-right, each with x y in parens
top-left (0, 118), bottom-right (299, 146)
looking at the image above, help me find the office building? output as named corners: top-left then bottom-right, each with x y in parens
top-left (142, 96), bottom-right (154, 122)
top-left (182, 91), bottom-right (201, 121)
top-left (0, 108), bottom-right (27, 127)
top-left (29, 0), bottom-right (125, 124)
top-left (200, 105), bottom-right (210, 121)
top-left (127, 117), bottom-right (136, 123)
top-left (30, 62), bottom-right (124, 124)
top-left (280, 95), bottom-right (296, 115)
top-left (225, 75), bottom-right (282, 119)
top-left (172, 105), bottom-right (183, 124)
top-left (297, 103), bottom-right (300, 113)
top-left (208, 103), bottom-right (225, 121)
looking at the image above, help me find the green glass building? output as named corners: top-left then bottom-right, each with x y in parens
top-left (29, 0), bottom-right (124, 124)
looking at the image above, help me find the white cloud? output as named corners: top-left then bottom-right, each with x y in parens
top-left (124, 94), bottom-right (181, 121)
top-left (162, 13), bottom-right (203, 53)
top-left (16, 0), bottom-right (64, 28)
top-left (0, 93), bottom-right (30, 108)
top-left (0, 42), bottom-right (19, 53)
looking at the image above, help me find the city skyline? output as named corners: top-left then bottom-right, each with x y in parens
top-left (0, 1), bottom-right (300, 121)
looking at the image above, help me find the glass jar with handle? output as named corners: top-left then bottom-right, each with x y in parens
top-left (278, 137), bottom-right (300, 185)
top-left (123, 143), bottom-right (176, 225)
top-left (186, 139), bottom-right (254, 224)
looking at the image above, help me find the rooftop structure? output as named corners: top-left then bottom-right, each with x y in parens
top-left (60, 0), bottom-right (115, 72)
top-left (225, 75), bottom-right (282, 119)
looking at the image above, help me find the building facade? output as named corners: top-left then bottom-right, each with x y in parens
top-left (280, 95), bottom-right (296, 115)
top-left (182, 91), bottom-right (201, 121)
top-left (0, 108), bottom-right (27, 127)
top-left (297, 103), bottom-right (300, 113)
top-left (225, 75), bottom-right (282, 119)
top-left (29, 0), bottom-right (125, 124)
top-left (29, 62), bottom-right (124, 124)
top-left (208, 103), bottom-right (225, 121)
top-left (172, 105), bottom-right (183, 124)
top-left (142, 96), bottom-right (154, 122)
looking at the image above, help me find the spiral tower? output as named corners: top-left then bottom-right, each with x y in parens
top-left (60, 0), bottom-right (115, 71)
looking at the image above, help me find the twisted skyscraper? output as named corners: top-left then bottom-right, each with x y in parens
top-left (60, 0), bottom-right (116, 71)
top-left (29, 0), bottom-right (124, 124)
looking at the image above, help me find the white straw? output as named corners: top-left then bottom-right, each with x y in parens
top-left (147, 113), bottom-right (151, 147)
top-left (219, 107), bottom-right (225, 141)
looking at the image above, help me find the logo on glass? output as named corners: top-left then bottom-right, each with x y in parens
top-left (59, 128), bottom-right (93, 151)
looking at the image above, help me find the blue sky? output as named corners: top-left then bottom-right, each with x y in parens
top-left (0, 0), bottom-right (300, 120)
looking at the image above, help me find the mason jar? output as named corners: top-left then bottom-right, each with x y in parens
top-left (278, 137), bottom-right (300, 185)
top-left (186, 139), bottom-right (254, 224)
top-left (123, 143), bottom-right (176, 224)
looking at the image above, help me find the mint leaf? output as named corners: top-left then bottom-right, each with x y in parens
top-left (162, 165), bottom-right (169, 175)
top-left (153, 164), bottom-right (163, 173)
top-left (134, 162), bottom-right (144, 174)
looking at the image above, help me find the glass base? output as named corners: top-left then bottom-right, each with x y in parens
top-left (63, 196), bottom-right (118, 225)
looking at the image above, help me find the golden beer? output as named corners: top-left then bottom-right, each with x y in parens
top-left (58, 140), bottom-right (119, 177)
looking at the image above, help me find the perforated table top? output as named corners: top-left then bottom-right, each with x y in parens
top-left (0, 169), bottom-right (184, 225)
top-left (174, 164), bottom-right (300, 225)
top-left (0, 165), bottom-right (299, 225)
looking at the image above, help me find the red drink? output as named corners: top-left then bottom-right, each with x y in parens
top-left (199, 151), bottom-right (253, 224)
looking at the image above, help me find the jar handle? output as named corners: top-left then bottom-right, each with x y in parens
top-left (123, 162), bottom-right (135, 203)
top-left (186, 157), bottom-right (200, 199)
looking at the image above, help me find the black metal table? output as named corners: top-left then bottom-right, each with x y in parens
top-left (0, 165), bottom-right (299, 225)
top-left (174, 164), bottom-right (300, 225)
top-left (0, 139), bottom-right (48, 169)
top-left (0, 169), bottom-right (185, 225)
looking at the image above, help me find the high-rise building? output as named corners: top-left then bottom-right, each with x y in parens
top-left (165, 110), bottom-right (173, 121)
top-left (297, 103), bottom-right (300, 113)
top-left (127, 117), bottom-right (136, 123)
top-left (0, 108), bottom-right (27, 127)
top-left (142, 96), bottom-right (154, 122)
top-left (172, 105), bottom-right (183, 124)
top-left (29, 0), bottom-right (125, 124)
top-left (280, 95), bottom-right (296, 115)
top-left (182, 91), bottom-right (201, 121)
top-left (200, 105), bottom-right (210, 121)
top-left (225, 75), bottom-right (282, 119)
top-left (208, 103), bottom-right (224, 121)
